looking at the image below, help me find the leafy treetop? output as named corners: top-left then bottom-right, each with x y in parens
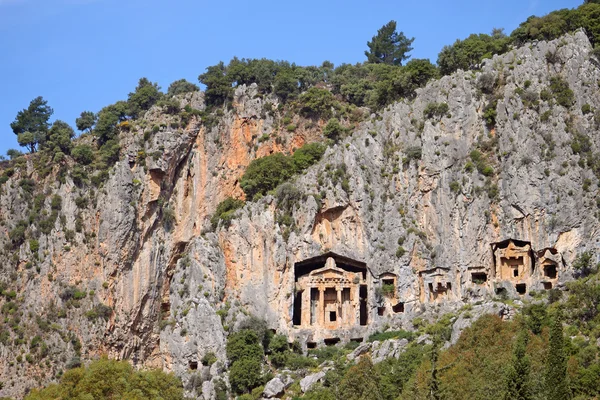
top-left (365, 20), bottom-right (415, 66)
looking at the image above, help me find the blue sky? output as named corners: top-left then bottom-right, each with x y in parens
top-left (0, 0), bottom-right (582, 156)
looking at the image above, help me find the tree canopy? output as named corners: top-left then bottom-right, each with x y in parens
top-left (365, 20), bottom-right (415, 66)
top-left (24, 357), bottom-right (184, 400)
top-left (75, 111), bottom-right (97, 133)
top-left (11, 96), bottom-right (54, 152)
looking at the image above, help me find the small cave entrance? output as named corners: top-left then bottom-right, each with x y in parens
top-left (188, 361), bottom-right (198, 370)
top-left (324, 338), bottom-right (340, 346)
top-left (543, 264), bottom-right (557, 279)
top-left (350, 338), bottom-right (363, 344)
top-left (377, 307), bottom-right (385, 316)
top-left (516, 283), bottom-right (527, 295)
top-left (471, 272), bottom-right (488, 284)
top-left (392, 302), bottom-right (405, 313)
top-left (543, 282), bottom-right (553, 290)
top-left (307, 342), bottom-right (317, 349)
top-left (495, 287), bottom-right (507, 296)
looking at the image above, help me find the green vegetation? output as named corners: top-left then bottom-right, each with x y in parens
top-left (438, 29), bottom-right (510, 75)
top-left (226, 329), bottom-right (265, 394)
top-left (549, 75), bottom-right (575, 108)
top-left (11, 96), bottom-right (54, 153)
top-left (24, 357), bottom-right (184, 400)
top-left (423, 102), bottom-right (449, 119)
top-left (75, 111), bottom-right (97, 133)
top-left (167, 79), bottom-right (199, 96)
top-left (240, 143), bottom-right (325, 200)
top-left (365, 20), bottom-right (414, 66)
top-left (211, 197), bottom-right (245, 229)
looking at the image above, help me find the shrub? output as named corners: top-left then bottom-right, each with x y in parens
top-left (423, 102), bottom-right (449, 119)
top-left (229, 357), bottom-right (264, 394)
top-left (226, 330), bottom-right (263, 365)
top-left (167, 79), bottom-right (199, 96)
top-left (291, 142), bottom-right (326, 170)
top-left (298, 87), bottom-right (338, 119)
top-left (29, 239), bottom-right (39, 253)
top-left (483, 101), bottom-right (498, 128)
top-left (405, 146), bottom-right (422, 162)
top-left (9, 220), bottom-right (28, 248)
top-left (449, 181), bottom-right (461, 193)
top-left (322, 118), bottom-right (345, 142)
top-left (396, 246), bottom-right (406, 258)
top-left (201, 352), bottom-right (217, 366)
top-left (24, 357), bottom-right (184, 399)
top-left (211, 198), bottom-right (244, 229)
top-left (240, 153), bottom-right (296, 200)
top-left (368, 330), bottom-right (415, 342)
top-left (549, 76), bottom-right (574, 108)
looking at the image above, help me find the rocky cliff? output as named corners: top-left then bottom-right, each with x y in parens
top-left (1, 30), bottom-right (599, 398)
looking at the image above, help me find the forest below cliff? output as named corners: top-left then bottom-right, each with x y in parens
top-left (2, 1), bottom-right (600, 400)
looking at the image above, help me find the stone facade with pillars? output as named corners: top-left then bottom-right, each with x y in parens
top-left (295, 257), bottom-right (366, 330)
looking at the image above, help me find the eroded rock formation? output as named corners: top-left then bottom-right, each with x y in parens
top-left (1, 31), bottom-right (600, 398)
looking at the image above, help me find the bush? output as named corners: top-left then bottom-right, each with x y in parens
top-left (226, 330), bottom-right (263, 365)
top-left (240, 153), bottom-right (296, 200)
top-left (291, 142), bottom-right (326, 170)
top-left (211, 198), bottom-right (244, 229)
top-left (405, 146), bottom-right (422, 162)
top-left (549, 76), bottom-right (574, 108)
top-left (29, 239), bottom-right (39, 253)
top-left (322, 118), bottom-right (346, 142)
top-left (201, 352), bottom-right (217, 366)
top-left (24, 357), bottom-right (184, 400)
top-left (298, 87), bottom-right (338, 119)
top-left (229, 357), bottom-right (264, 394)
top-left (167, 79), bottom-right (199, 96)
top-left (423, 102), bottom-right (449, 119)
top-left (368, 330), bottom-right (415, 342)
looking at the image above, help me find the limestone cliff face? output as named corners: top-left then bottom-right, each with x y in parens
top-left (0, 31), bottom-right (599, 398)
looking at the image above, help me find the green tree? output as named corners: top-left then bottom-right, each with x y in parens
top-left (240, 153), bottom-right (296, 200)
top-left (24, 357), bottom-right (184, 400)
top-left (44, 120), bottom-right (75, 156)
top-left (11, 96), bottom-right (54, 152)
top-left (504, 327), bottom-right (532, 400)
top-left (298, 87), bottom-right (339, 119)
top-left (167, 79), bottom-right (199, 96)
top-left (94, 101), bottom-right (128, 144)
top-left (75, 111), bottom-right (97, 133)
top-left (365, 20), bottom-right (414, 66)
top-left (72, 144), bottom-right (95, 166)
top-left (128, 78), bottom-right (163, 119)
top-left (273, 68), bottom-right (300, 102)
top-left (199, 62), bottom-right (233, 107)
top-left (437, 32), bottom-right (510, 75)
top-left (322, 118), bottom-right (345, 142)
top-left (6, 149), bottom-right (23, 160)
top-left (545, 313), bottom-right (570, 400)
top-left (229, 357), bottom-right (264, 394)
top-left (339, 356), bottom-right (383, 400)
top-left (226, 330), bottom-right (263, 364)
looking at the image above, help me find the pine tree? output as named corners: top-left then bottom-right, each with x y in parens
top-left (504, 327), bottom-right (532, 400)
top-left (365, 21), bottom-right (414, 66)
top-left (545, 313), bottom-right (570, 400)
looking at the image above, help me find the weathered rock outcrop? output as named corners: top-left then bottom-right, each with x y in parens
top-left (0, 31), bottom-right (599, 398)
